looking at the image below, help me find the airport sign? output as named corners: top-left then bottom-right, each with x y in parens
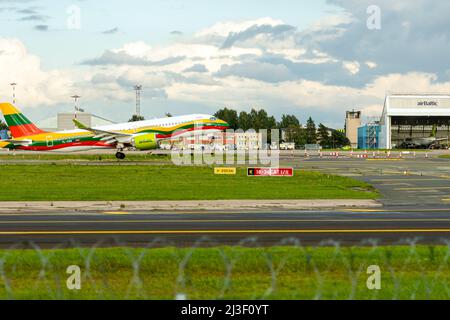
top-left (214, 167), bottom-right (237, 175)
top-left (247, 167), bottom-right (294, 177)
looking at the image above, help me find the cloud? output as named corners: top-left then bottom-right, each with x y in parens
top-left (183, 64), bottom-right (209, 73)
top-left (216, 62), bottom-right (296, 83)
top-left (82, 50), bottom-right (185, 66)
top-left (0, 38), bottom-right (74, 108)
top-left (102, 27), bottom-right (118, 35)
top-left (221, 24), bottom-right (296, 49)
top-left (18, 14), bottom-right (49, 22)
top-left (34, 24), bottom-right (48, 31)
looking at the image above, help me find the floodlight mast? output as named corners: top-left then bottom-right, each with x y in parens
top-left (10, 83), bottom-right (17, 104)
top-left (134, 85), bottom-right (142, 117)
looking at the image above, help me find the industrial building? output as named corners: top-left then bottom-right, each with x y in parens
top-left (380, 94), bottom-right (450, 149)
top-left (345, 110), bottom-right (361, 148)
top-left (358, 124), bottom-right (382, 149)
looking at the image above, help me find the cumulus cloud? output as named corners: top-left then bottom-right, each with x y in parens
top-left (0, 38), bottom-right (74, 108)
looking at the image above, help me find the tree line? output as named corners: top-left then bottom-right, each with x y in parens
top-left (214, 107), bottom-right (350, 148)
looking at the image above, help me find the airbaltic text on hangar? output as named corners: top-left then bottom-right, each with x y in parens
top-left (417, 101), bottom-right (439, 106)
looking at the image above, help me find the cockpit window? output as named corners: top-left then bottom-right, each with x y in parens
top-left (210, 117), bottom-right (217, 121)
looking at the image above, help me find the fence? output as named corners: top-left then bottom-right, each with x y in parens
top-left (0, 237), bottom-right (449, 300)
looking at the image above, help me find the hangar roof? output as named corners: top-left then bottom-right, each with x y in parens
top-left (382, 93), bottom-right (450, 118)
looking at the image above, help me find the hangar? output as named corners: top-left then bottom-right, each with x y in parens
top-left (380, 94), bottom-right (450, 149)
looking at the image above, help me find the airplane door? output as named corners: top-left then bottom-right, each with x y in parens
top-left (46, 135), bottom-right (54, 148)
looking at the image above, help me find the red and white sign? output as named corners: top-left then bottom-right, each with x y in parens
top-left (247, 167), bottom-right (294, 177)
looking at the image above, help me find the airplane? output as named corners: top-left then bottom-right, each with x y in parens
top-left (398, 125), bottom-right (448, 149)
top-left (0, 102), bottom-right (229, 159)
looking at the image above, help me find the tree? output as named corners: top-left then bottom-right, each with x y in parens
top-left (0, 120), bottom-right (8, 131)
top-left (238, 111), bottom-right (252, 131)
top-left (305, 117), bottom-right (317, 144)
top-left (129, 115), bottom-right (145, 122)
top-left (330, 130), bottom-right (351, 148)
top-left (318, 124), bottom-right (331, 148)
top-left (285, 125), bottom-right (306, 147)
top-left (165, 113), bottom-right (173, 118)
top-left (278, 114), bottom-right (300, 129)
top-left (214, 108), bottom-right (239, 130)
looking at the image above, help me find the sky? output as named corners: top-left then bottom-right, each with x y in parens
top-left (1, 0), bottom-right (450, 128)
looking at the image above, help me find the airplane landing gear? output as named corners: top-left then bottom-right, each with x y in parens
top-left (115, 152), bottom-right (126, 160)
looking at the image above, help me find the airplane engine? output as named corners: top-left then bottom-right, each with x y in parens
top-left (132, 133), bottom-right (158, 150)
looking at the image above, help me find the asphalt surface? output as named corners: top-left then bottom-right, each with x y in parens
top-left (0, 208), bottom-right (450, 247)
top-left (293, 157), bottom-right (450, 207)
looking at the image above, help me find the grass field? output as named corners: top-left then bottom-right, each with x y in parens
top-left (0, 153), bottom-right (170, 162)
top-left (0, 164), bottom-right (377, 201)
top-left (0, 246), bottom-right (448, 300)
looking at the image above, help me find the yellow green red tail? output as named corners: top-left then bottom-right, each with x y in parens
top-left (0, 103), bottom-right (46, 138)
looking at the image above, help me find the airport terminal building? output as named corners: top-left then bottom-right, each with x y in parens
top-left (379, 94), bottom-right (450, 149)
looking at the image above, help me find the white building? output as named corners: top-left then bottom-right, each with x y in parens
top-left (37, 113), bottom-right (115, 132)
top-left (380, 93), bottom-right (450, 149)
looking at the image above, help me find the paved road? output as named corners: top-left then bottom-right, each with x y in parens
top-left (1, 208), bottom-right (449, 247)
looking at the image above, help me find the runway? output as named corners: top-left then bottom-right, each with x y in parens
top-left (1, 208), bottom-right (450, 247)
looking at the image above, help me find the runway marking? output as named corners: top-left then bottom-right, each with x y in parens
top-left (103, 211), bottom-right (130, 215)
top-left (344, 208), bottom-right (450, 213)
top-left (1, 229), bottom-right (450, 235)
top-left (395, 187), bottom-right (450, 191)
top-left (372, 179), bottom-right (450, 182)
top-left (366, 159), bottom-right (404, 161)
top-left (0, 218), bottom-right (450, 224)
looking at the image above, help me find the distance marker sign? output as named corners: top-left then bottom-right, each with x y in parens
top-left (247, 167), bottom-right (294, 177)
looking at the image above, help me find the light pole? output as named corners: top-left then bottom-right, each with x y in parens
top-left (71, 95), bottom-right (81, 118)
top-left (10, 83), bottom-right (17, 104)
top-left (134, 85), bottom-right (142, 117)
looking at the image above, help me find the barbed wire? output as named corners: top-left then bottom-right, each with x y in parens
top-left (0, 237), bottom-right (449, 300)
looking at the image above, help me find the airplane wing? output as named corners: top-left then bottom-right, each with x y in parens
top-left (73, 119), bottom-right (133, 143)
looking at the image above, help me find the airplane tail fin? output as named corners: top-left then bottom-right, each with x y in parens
top-left (0, 103), bottom-right (46, 138)
top-left (430, 125), bottom-right (438, 138)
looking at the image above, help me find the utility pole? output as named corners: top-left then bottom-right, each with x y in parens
top-left (10, 83), bottom-right (17, 104)
top-left (134, 85), bottom-right (142, 117)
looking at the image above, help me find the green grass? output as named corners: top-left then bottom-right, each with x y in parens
top-left (0, 153), bottom-right (170, 162)
top-left (439, 155), bottom-right (450, 159)
top-left (0, 165), bottom-right (378, 201)
top-left (0, 246), bottom-right (448, 300)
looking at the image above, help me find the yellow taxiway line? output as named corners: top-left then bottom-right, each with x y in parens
top-left (0, 229), bottom-right (450, 235)
top-left (395, 187), bottom-right (450, 191)
top-left (0, 218), bottom-right (450, 224)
